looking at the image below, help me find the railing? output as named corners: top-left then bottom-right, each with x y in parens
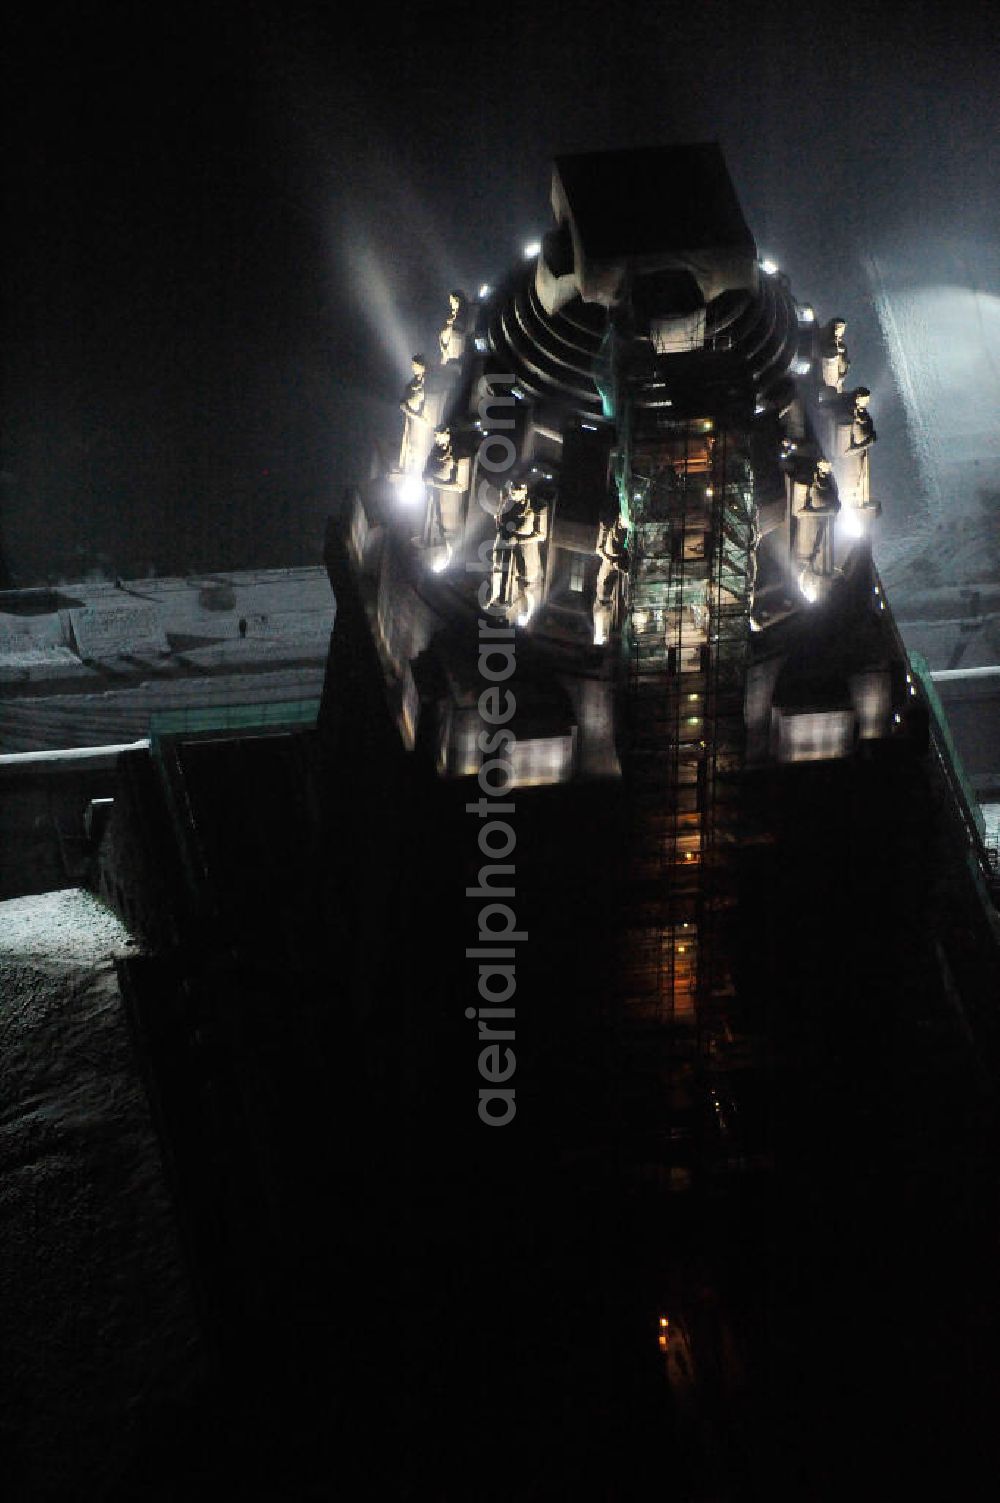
top-left (908, 651), bottom-right (986, 846)
top-left (875, 557), bottom-right (991, 887)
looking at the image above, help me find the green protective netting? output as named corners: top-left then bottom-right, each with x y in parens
top-left (909, 651), bottom-right (986, 840)
top-left (149, 699), bottom-right (320, 740)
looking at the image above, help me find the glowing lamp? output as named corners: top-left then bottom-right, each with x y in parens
top-left (395, 475), bottom-right (426, 506)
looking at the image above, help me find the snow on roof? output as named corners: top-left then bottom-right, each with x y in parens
top-left (0, 565), bottom-right (336, 681)
top-left (0, 646), bottom-right (90, 684)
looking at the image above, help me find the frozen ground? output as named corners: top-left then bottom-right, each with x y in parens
top-left (0, 565), bottom-right (334, 751)
top-left (0, 566), bottom-right (334, 679)
top-left (1, 888), bottom-right (134, 963)
top-left (0, 891), bottom-right (205, 1500)
top-left (869, 240), bottom-right (1000, 602)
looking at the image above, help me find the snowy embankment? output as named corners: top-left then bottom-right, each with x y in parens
top-left (0, 890), bottom-right (204, 1499)
top-left (868, 249), bottom-right (1000, 603)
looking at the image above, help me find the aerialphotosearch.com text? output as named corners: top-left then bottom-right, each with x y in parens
top-left (466, 374), bottom-right (522, 1126)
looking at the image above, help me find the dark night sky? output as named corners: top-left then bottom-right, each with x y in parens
top-left (2, 0), bottom-right (998, 585)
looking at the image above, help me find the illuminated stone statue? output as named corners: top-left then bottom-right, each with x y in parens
top-left (820, 317), bottom-right (850, 393)
top-left (593, 513), bottom-right (629, 645)
top-left (398, 354), bottom-right (430, 474)
top-left (841, 386), bottom-right (877, 509)
top-left (805, 457), bottom-right (840, 514)
top-left (847, 388), bottom-right (876, 454)
top-left (422, 427), bottom-right (467, 564)
top-left (438, 290), bottom-right (470, 367)
top-left (488, 481), bottom-right (548, 624)
top-left (792, 458), bottom-right (839, 601)
top-left (425, 426), bottom-right (458, 491)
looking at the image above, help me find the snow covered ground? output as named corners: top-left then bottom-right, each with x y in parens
top-left (0, 565), bottom-right (334, 679)
top-left (869, 240), bottom-right (1000, 602)
top-left (0, 891), bottom-right (205, 1499)
top-left (0, 564), bottom-right (334, 751)
top-left (858, 237), bottom-right (1000, 814)
top-left (0, 887), bottom-right (134, 962)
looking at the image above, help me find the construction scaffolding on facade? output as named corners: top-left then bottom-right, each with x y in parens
top-left (617, 409), bottom-right (757, 1190)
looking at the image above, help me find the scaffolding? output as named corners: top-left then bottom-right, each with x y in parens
top-left (618, 410), bottom-right (756, 1187)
